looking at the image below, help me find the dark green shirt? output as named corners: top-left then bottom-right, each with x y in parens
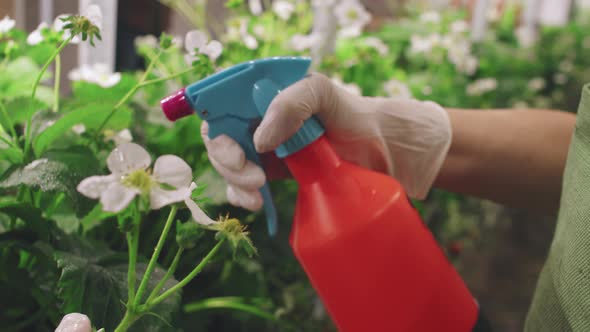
top-left (525, 84), bottom-right (590, 331)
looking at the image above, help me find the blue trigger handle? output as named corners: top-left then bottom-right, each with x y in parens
top-left (171, 57), bottom-right (325, 237)
top-left (206, 117), bottom-right (278, 237)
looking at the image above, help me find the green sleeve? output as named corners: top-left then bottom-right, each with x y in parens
top-left (525, 84), bottom-right (590, 332)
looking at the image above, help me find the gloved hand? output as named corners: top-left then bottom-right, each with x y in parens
top-left (201, 72), bottom-right (452, 211)
top-left (55, 313), bottom-right (92, 332)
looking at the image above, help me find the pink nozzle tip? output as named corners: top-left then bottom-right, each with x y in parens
top-left (160, 88), bottom-right (194, 121)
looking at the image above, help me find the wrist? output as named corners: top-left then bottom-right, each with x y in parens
top-left (376, 98), bottom-right (452, 199)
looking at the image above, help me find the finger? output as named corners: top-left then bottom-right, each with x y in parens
top-left (201, 121), bottom-right (246, 171)
top-left (55, 313), bottom-right (92, 332)
top-left (253, 72), bottom-right (334, 153)
top-left (210, 157), bottom-right (266, 190)
top-left (226, 184), bottom-right (263, 211)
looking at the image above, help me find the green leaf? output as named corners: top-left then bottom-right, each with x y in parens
top-left (2, 97), bottom-right (48, 126)
top-left (26, 43), bottom-right (58, 66)
top-left (33, 103), bottom-right (132, 155)
top-left (71, 74), bottom-right (137, 103)
top-left (55, 248), bottom-right (180, 332)
top-left (80, 203), bottom-right (115, 234)
top-left (30, 109), bottom-right (61, 140)
top-left (0, 202), bottom-right (55, 241)
top-left (0, 147), bottom-right (23, 164)
top-left (0, 57), bottom-right (52, 102)
top-left (225, 0), bottom-right (244, 9)
top-left (0, 146), bottom-right (100, 216)
top-left (0, 217), bottom-right (61, 331)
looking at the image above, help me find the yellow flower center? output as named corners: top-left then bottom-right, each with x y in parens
top-left (347, 9), bottom-right (358, 20)
top-left (121, 169), bottom-right (153, 193)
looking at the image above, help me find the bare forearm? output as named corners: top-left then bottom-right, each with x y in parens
top-left (435, 108), bottom-right (576, 215)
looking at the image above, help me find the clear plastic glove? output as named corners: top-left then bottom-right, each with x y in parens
top-left (201, 72), bottom-right (452, 211)
top-left (55, 313), bottom-right (92, 332)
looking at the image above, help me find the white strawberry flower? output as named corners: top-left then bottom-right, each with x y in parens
top-left (383, 79), bottom-right (412, 99)
top-left (455, 55), bottom-right (478, 76)
top-left (289, 33), bottom-right (322, 51)
top-left (554, 73), bottom-right (567, 85)
top-left (0, 16), bottom-right (15, 34)
top-left (515, 26), bottom-right (537, 48)
top-left (447, 40), bottom-right (478, 75)
top-left (226, 18), bottom-right (258, 50)
top-left (72, 123), bottom-right (86, 134)
top-left (184, 182), bottom-right (216, 226)
top-left (528, 77), bottom-right (546, 92)
top-left (334, 0), bottom-right (371, 38)
top-left (273, 1), bottom-right (295, 21)
top-left (450, 20), bottom-right (469, 35)
top-left (104, 128), bottom-right (133, 145)
top-left (77, 143), bottom-right (195, 213)
top-left (363, 37), bottom-right (389, 56)
top-left (466, 78), bottom-right (497, 96)
top-left (312, 0), bottom-right (337, 7)
top-left (68, 63), bottom-right (122, 88)
top-left (53, 14), bottom-right (81, 44)
top-left (27, 5), bottom-right (101, 45)
top-left (409, 34), bottom-right (442, 55)
top-left (249, 0), bottom-right (263, 16)
top-left (253, 24), bottom-right (266, 38)
top-left (134, 34), bottom-right (159, 49)
top-left (83, 4), bottom-right (103, 30)
top-left (27, 22), bottom-right (49, 45)
top-left (419, 11), bottom-right (441, 24)
top-left (184, 30), bottom-right (223, 64)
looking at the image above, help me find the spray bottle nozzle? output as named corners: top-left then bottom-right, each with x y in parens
top-left (159, 56), bottom-right (324, 236)
top-left (161, 88), bottom-right (193, 121)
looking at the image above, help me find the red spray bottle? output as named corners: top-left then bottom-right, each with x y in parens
top-left (160, 57), bottom-right (488, 331)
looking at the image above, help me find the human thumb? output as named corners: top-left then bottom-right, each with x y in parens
top-left (253, 73), bottom-right (334, 153)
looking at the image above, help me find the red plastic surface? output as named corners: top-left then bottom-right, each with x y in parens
top-left (284, 135), bottom-right (478, 332)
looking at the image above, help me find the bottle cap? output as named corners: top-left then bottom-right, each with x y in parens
top-left (160, 88), bottom-right (194, 121)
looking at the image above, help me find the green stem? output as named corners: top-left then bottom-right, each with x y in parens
top-left (144, 48), bottom-right (175, 83)
top-left (94, 49), bottom-right (163, 136)
top-left (133, 205), bottom-right (177, 307)
top-left (0, 133), bottom-right (15, 148)
top-left (45, 192), bottom-right (65, 218)
top-left (31, 37), bottom-right (72, 100)
top-left (147, 238), bottom-right (225, 308)
top-left (0, 103), bottom-right (18, 143)
top-left (53, 54), bottom-right (61, 112)
top-left (28, 190), bottom-right (35, 206)
top-left (176, 0), bottom-right (203, 28)
top-left (126, 221), bottom-right (140, 306)
top-left (33, 191), bottom-right (42, 208)
top-left (26, 36), bottom-right (73, 159)
top-left (113, 310), bottom-right (140, 332)
top-left (139, 67), bottom-right (196, 87)
top-left (183, 297), bottom-right (278, 322)
top-left (262, 17), bottom-right (275, 57)
top-left (146, 248), bottom-right (184, 303)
